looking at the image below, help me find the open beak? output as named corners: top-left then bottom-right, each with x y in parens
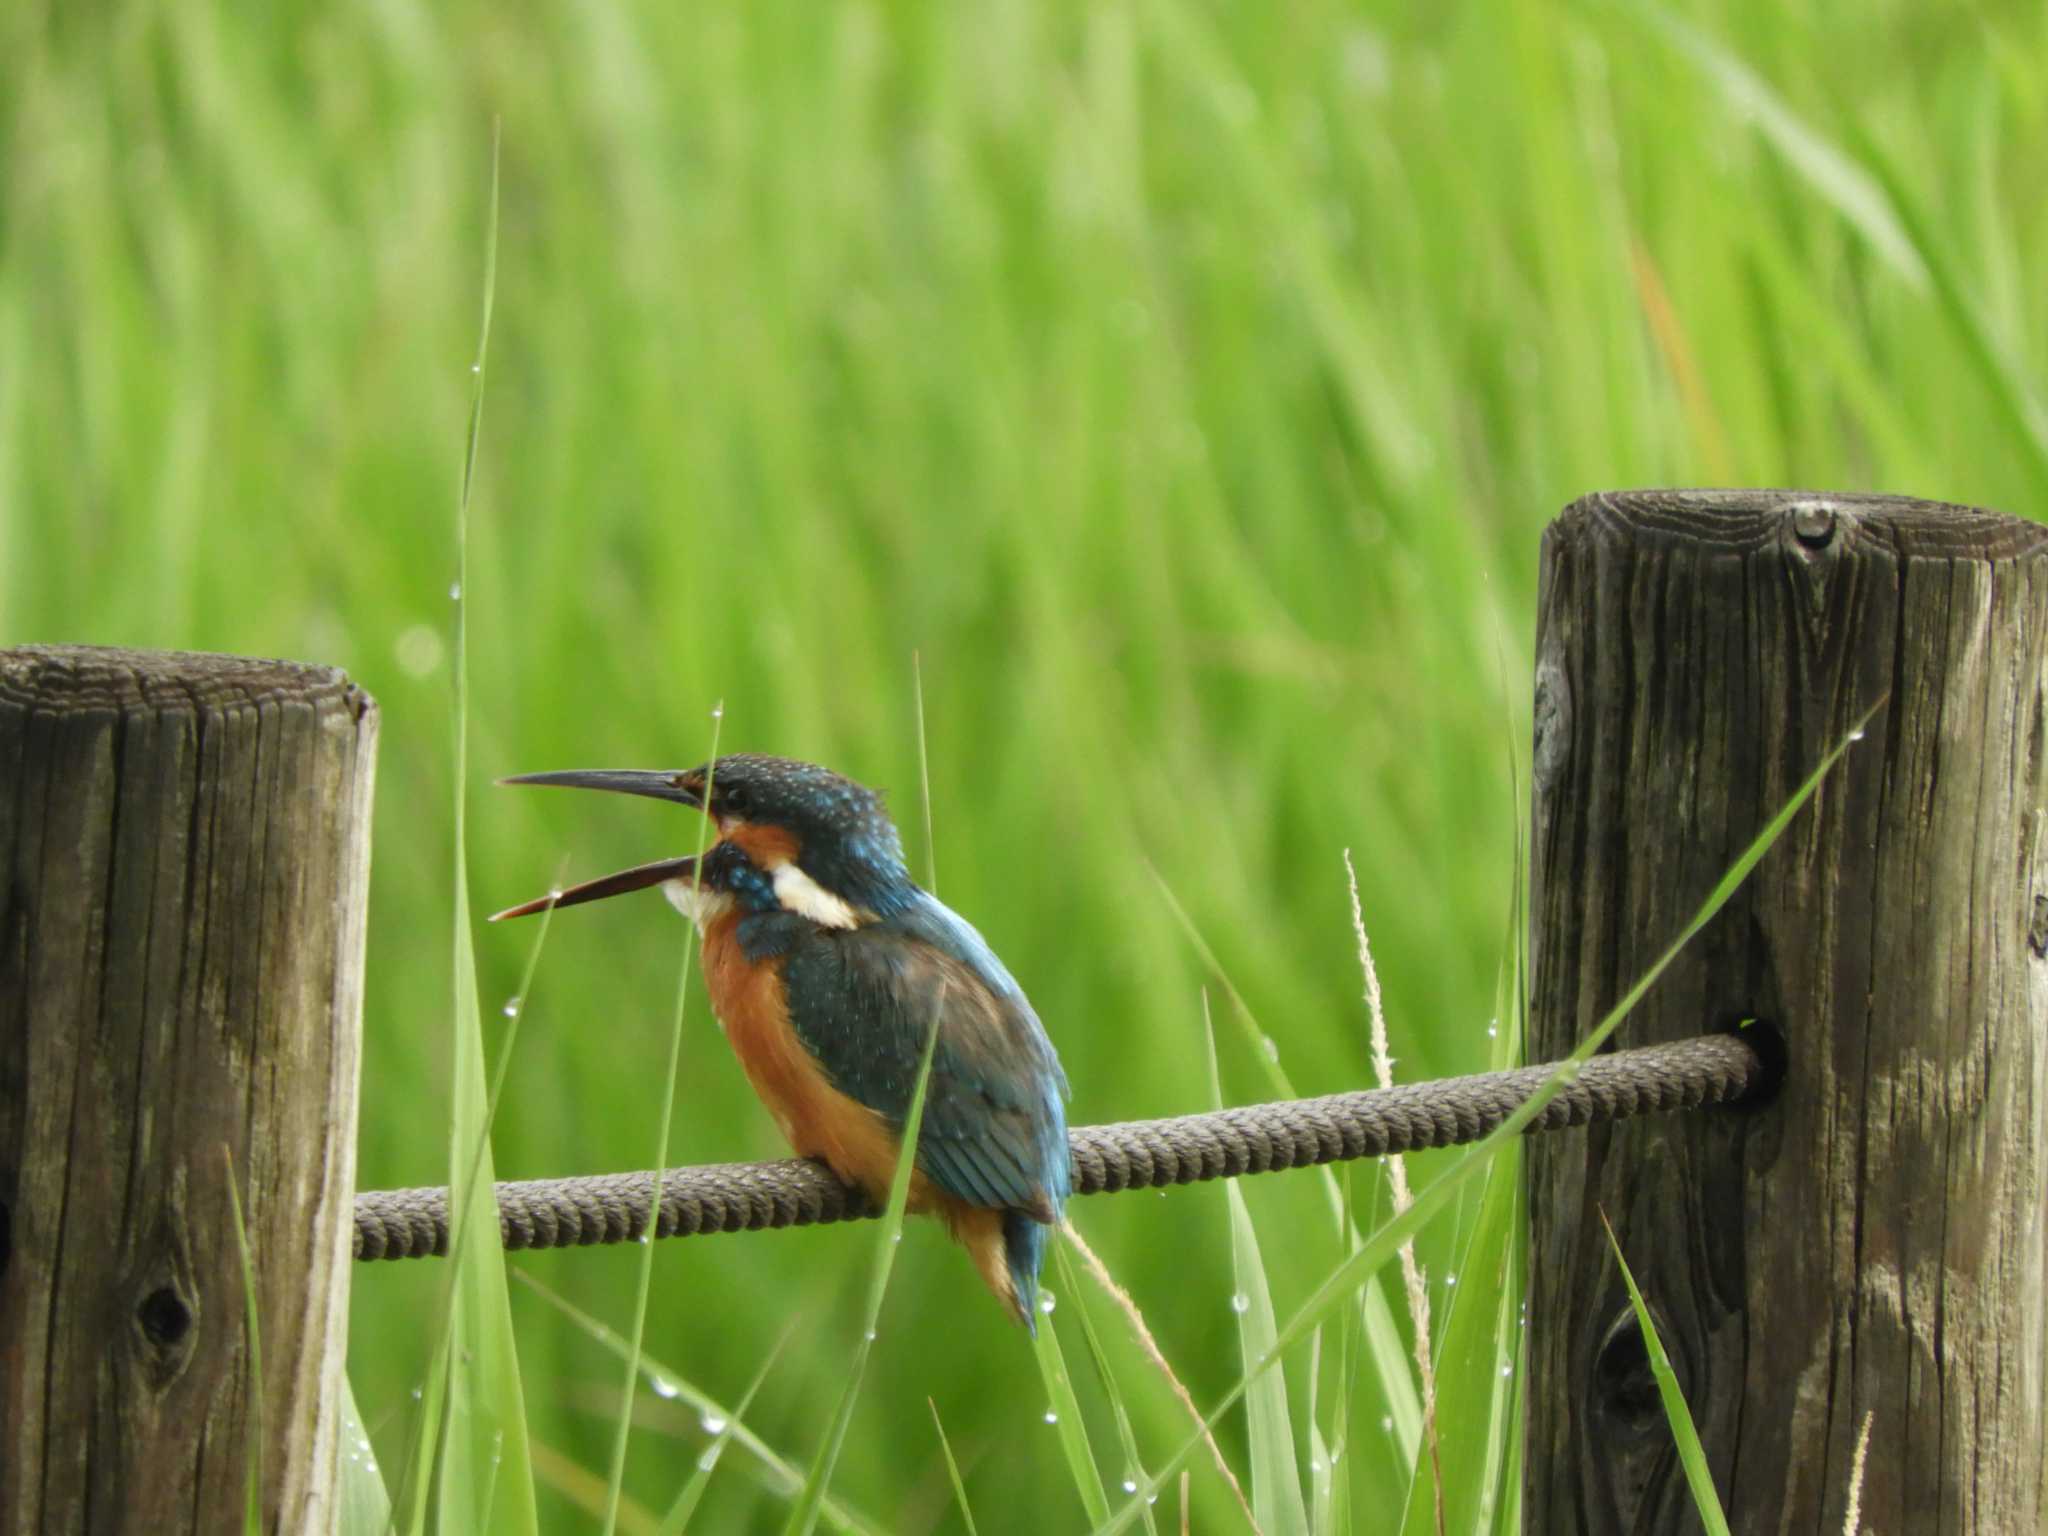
top-left (489, 768), bottom-right (706, 921)
top-left (498, 768), bottom-right (703, 807)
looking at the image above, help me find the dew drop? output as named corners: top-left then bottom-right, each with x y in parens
top-left (1444, 1272), bottom-right (1457, 1287)
top-left (648, 1374), bottom-right (681, 1400)
top-left (1146, 1494), bottom-right (1159, 1507)
top-left (1261, 1035), bottom-right (1280, 1062)
top-left (448, 581), bottom-right (462, 601)
top-left (410, 1386), bottom-right (423, 1402)
top-left (637, 1232), bottom-right (651, 1245)
top-left (710, 704), bottom-right (725, 720)
top-left (1044, 1410), bottom-right (1059, 1425)
top-left (864, 1328), bottom-right (878, 1342)
top-left (1381, 1414), bottom-right (1394, 1433)
top-left (502, 997), bottom-right (522, 1018)
top-left (1230, 1292), bottom-right (1251, 1315)
top-left (471, 363), bottom-right (482, 375)
top-left (1121, 1478), bottom-right (1139, 1494)
top-left (700, 1411), bottom-right (727, 1434)
top-left (1500, 1364), bottom-right (1514, 1378)
top-left (1850, 728), bottom-right (1867, 742)
top-left (1039, 1291), bottom-right (1057, 1315)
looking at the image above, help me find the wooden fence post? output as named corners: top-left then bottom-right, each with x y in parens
top-left (1525, 491), bottom-right (2048, 1530)
top-left (0, 647), bottom-right (377, 1534)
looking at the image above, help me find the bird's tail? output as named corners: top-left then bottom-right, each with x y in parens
top-left (1004, 1209), bottom-right (1052, 1336)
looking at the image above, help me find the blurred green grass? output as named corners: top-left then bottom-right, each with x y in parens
top-left (7, 0), bottom-right (2046, 1527)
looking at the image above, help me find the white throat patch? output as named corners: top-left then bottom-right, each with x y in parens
top-left (770, 861), bottom-right (862, 930)
top-left (661, 878), bottom-right (732, 933)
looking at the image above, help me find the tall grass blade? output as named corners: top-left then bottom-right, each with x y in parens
top-left (1207, 1001), bottom-right (1298, 1536)
top-left (928, 1400), bottom-right (983, 1536)
top-left (1599, 1211), bottom-right (1730, 1536)
top-left (1395, 1145), bottom-right (1520, 1536)
top-left (418, 116), bottom-right (540, 1536)
top-left (223, 1148), bottom-right (263, 1536)
top-left (1148, 867), bottom-right (1422, 1463)
top-left (912, 651), bottom-right (938, 894)
top-left (1051, 1244), bottom-right (1158, 1536)
top-left (512, 1271), bottom-right (887, 1536)
top-left (337, 1375), bottom-right (394, 1536)
top-left (654, 1330), bottom-right (790, 1536)
top-left (1033, 1291), bottom-right (1112, 1526)
top-left (782, 993), bottom-right (948, 1536)
top-left (602, 716), bottom-right (723, 1536)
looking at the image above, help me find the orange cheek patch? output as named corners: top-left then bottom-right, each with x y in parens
top-left (726, 822), bottom-right (801, 869)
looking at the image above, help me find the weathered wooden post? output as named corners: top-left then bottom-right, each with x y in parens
top-left (1526, 491), bottom-right (2048, 1530)
top-left (0, 647), bottom-right (377, 1534)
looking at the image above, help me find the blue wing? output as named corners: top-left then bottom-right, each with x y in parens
top-left (766, 892), bottom-right (1070, 1220)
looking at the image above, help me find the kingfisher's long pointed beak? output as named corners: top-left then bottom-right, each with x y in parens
top-left (489, 853), bottom-right (701, 921)
top-left (498, 768), bottom-right (704, 807)
top-left (491, 768), bottom-right (709, 921)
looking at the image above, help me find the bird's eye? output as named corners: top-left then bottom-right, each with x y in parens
top-left (721, 784), bottom-right (752, 816)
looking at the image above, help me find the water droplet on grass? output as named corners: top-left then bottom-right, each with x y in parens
top-left (1039, 1291), bottom-right (1057, 1315)
top-left (1230, 1292), bottom-right (1251, 1314)
top-left (700, 1411), bottom-right (727, 1434)
top-left (648, 1374), bottom-right (681, 1400)
top-left (1043, 1410), bottom-right (1059, 1425)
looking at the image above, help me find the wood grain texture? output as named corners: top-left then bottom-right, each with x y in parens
top-left (0, 646), bottom-right (377, 1535)
top-left (1526, 490), bottom-right (2048, 1532)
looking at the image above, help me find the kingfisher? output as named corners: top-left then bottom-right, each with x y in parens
top-left (490, 754), bottom-right (1071, 1330)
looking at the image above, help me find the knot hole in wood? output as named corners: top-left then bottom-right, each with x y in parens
top-left (1592, 1301), bottom-right (1679, 1433)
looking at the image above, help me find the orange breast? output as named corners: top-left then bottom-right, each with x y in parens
top-left (700, 910), bottom-right (1029, 1320)
top-left (701, 910), bottom-right (930, 1208)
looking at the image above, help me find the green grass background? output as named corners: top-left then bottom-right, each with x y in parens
top-left (7, 0), bottom-right (2046, 1528)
